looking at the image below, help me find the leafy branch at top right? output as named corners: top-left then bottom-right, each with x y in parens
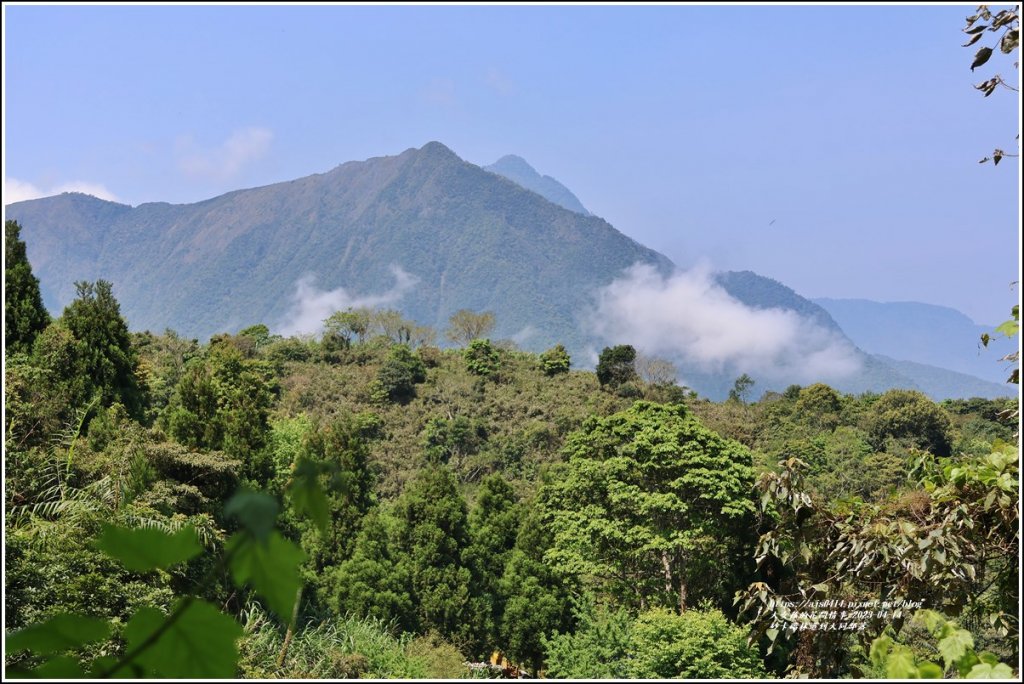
top-left (964, 5), bottom-right (1019, 165)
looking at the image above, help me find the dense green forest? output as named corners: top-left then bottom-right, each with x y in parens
top-left (3, 218), bottom-right (1019, 679)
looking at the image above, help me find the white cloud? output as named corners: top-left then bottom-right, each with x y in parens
top-left (588, 263), bottom-right (862, 384)
top-left (176, 126), bottom-right (273, 181)
top-left (3, 178), bottom-right (43, 204)
top-left (276, 266), bottom-right (418, 337)
top-left (4, 177), bottom-right (119, 204)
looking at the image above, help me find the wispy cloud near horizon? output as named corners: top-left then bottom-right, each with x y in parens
top-left (176, 126), bottom-right (273, 181)
top-left (4, 177), bottom-right (120, 204)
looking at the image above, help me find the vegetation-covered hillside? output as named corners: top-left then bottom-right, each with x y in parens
top-left (5, 218), bottom-right (1019, 679)
top-left (4, 143), bottom-right (672, 355)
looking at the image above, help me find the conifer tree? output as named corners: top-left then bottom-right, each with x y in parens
top-left (4, 220), bottom-right (50, 355)
top-left (498, 499), bottom-right (576, 674)
top-left (60, 280), bottom-right (144, 418)
top-left (464, 474), bottom-right (522, 658)
top-left (392, 465), bottom-right (473, 645)
top-left (328, 509), bottom-right (415, 631)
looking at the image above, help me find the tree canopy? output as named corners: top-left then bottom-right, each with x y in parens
top-left (544, 401), bottom-right (758, 613)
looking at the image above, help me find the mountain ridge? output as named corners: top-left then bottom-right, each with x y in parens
top-left (7, 141), bottom-right (672, 355)
top-left (814, 297), bottom-right (1014, 385)
top-left (7, 142), bottom-right (1012, 401)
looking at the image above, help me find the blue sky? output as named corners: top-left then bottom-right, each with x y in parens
top-left (3, 3), bottom-right (1020, 325)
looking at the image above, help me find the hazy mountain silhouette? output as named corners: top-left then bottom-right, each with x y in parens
top-left (484, 155), bottom-right (592, 216)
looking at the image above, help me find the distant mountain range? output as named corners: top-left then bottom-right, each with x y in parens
top-left (704, 274), bottom-right (1013, 401)
top-left (814, 298), bottom-right (1015, 386)
top-left (871, 354), bottom-right (1016, 402)
top-left (5, 142), bottom-right (1014, 401)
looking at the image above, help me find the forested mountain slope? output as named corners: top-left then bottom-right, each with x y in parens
top-left (6, 143), bottom-right (1010, 400)
top-left (6, 142), bottom-right (670, 353)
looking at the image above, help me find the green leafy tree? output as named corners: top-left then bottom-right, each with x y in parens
top-left (327, 509), bottom-right (416, 632)
top-left (291, 417), bottom-right (377, 595)
top-left (810, 426), bottom-right (904, 501)
top-left (539, 344), bottom-right (571, 376)
top-left (422, 415), bottom-right (487, 478)
top-left (545, 401), bottom-right (757, 613)
top-left (7, 324), bottom-right (88, 448)
top-left (728, 373), bottom-right (756, 404)
top-left (595, 344), bottom-right (637, 389)
top-left (323, 307), bottom-right (373, 349)
top-left (543, 599), bottom-right (632, 679)
top-left (235, 324), bottom-right (272, 357)
top-left (445, 309), bottom-right (496, 346)
top-left (166, 363), bottom-right (222, 450)
top-left (165, 341), bottom-right (277, 484)
top-left (794, 383), bottom-right (843, 430)
top-left (131, 329), bottom-right (201, 418)
top-left (463, 338), bottom-right (500, 378)
top-left (547, 603), bottom-right (764, 678)
top-left (60, 280), bottom-right (146, 420)
top-left (369, 343), bottom-right (427, 404)
top-left (866, 389), bottom-right (953, 457)
top-left (626, 607), bottom-right (767, 678)
top-left (4, 220), bottom-right (50, 356)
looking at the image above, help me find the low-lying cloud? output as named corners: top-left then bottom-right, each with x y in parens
top-left (589, 263), bottom-right (862, 384)
top-left (277, 266), bottom-right (418, 337)
top-left (510, 325), bottom-right (537, 346)
top-left (5, 177), bottom-right (119, 204)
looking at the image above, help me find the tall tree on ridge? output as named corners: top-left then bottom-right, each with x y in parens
top-left (4, 220), bottom-right (50, 356)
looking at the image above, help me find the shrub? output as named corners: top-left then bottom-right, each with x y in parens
top-left (370, 345), bottom-right (426, 404)
top-left (464, 339), bottom-right (500, 378)
top-left (627, 607), bottom-right (767, 679)
top-left (539, 345), bottom-right (571, 376)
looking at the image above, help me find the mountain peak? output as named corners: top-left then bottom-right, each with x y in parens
top-left (417, 141), bottom-right (460, 159)
top-left (484, 155), bottom-right (592, 216)
top-left (489, 154), bottom-right (536, 175)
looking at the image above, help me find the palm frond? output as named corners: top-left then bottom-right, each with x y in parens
top-left (117, 511), bottom-right (221, 549)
